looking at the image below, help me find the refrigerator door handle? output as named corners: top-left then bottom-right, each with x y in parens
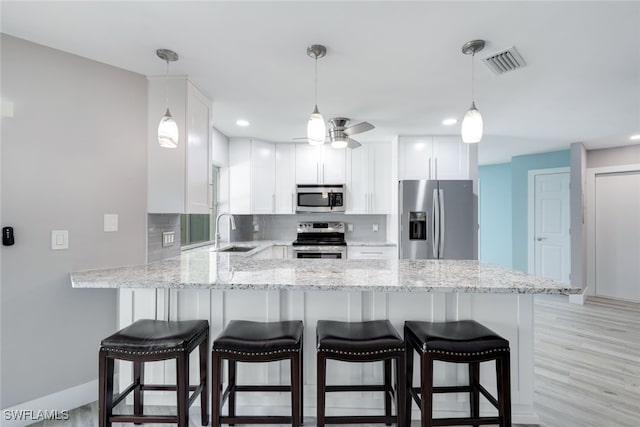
top-left (439, 188), bottom-right (445, 257)
top-left (432, 188), bottom-right (439, 258)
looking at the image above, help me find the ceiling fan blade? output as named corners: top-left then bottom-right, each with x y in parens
top-left (343, 121), bottom-right (375, 136)
top-left (292, 137), bottom-right (308, 140)
top-left (347, 138), bottom-right (362, 149)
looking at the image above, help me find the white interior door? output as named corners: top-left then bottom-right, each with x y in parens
top-left (532, 171), bottom-right (571, 283)
top-left (595, 171), bottom-right (640, 301)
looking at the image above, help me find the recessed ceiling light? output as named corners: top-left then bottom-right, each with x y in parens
top-left (236, 119), bottom-right (250, 127)
top-left (442, 118), bottom-right (458, 126)
top-left (630, 134), bottom-right (640, 141)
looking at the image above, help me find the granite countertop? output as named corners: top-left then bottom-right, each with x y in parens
top-left (71, 242), bottom-right (579, 295)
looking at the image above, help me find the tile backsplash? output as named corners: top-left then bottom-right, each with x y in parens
top-left (229, 214), bottom-right (388, 242)
top-left (148, 214), bottom-right (181, 262)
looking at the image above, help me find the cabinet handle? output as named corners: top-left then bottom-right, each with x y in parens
top-left (428, 157), bottom-right (432, 179)
top-left (435, 158), bottom-right (438, 179)
top-left (291, 192), bottom-right (295, 213)
top-left (360, 251), bottom-right (383, 255)
top-left (322, 164), bottom-right (325, 183)
top-left (272, 194), bottom-right (275, 213)
top-left (316, 164), bottom-right (319, 183)
top-left (371, 192), bottom-right (375, 213)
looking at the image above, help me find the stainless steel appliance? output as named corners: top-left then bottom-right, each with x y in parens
top-left (296, 184), bottom-right (345, 213)
top-left (292, 222), bottom-right (347, 259)
top-left (399, 180), bottom-right (474, 260)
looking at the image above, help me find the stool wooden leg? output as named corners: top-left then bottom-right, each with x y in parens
top-left (384, 359), bottom-right (392, 425)
top-left (176, 352), bottom-right (189, 427)
top-left (469, 361), bottom-right (480, 426)
top-left (316, 351), bottom-right (327, 427)
top-left (404, 338), bottom-right (414, 426)
top-left (300, 342), bottom-right (304, 424)
top-left (291, 353), bottom-right (301, 427)
top-left (497, 354), bottom-right (512, 427)
top-left (211, 352), bottom-right (222, 427)
top-left (420, 353), bottom-right (433, 427)
top-left (133, 361), bottom-right (144, 424)
top-left (199, 335), bottom-right (209, 426)
top-left (396, 354), bottom-right (407, 427)
top-left (98, 350), bottom-right (114, 427)
top-left (228, 360), bottom-right (237, 425)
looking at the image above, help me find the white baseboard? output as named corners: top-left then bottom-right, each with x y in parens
top-left (569, 286), bottom-right (588, 305)
top-left (1, 379), bottom-right (97, 427)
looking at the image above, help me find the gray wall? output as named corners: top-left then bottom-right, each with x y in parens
top-left (570, 142), bottom-right (587, 289)
top-left (587, 144), bottom-right (640, 168)
top-left (0, 35), bottom-right (147, 408)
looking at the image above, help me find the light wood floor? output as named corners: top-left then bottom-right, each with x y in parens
top-left (31, 295), bottom-right (640, 427)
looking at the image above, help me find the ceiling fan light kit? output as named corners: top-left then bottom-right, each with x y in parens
top-left (156, 48), bottom-right (179, 148)
top-left (306, 44), bottom-right (327, 145)
top-left (461, 39), bottom-right (485, 144)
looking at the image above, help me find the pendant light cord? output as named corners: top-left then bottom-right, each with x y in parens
top-left (471, 52), bottom-right (475, 103)
top-left (165, 60), bottom-right (170, 109)
top-left (314, 55), bottom-right (318, 107)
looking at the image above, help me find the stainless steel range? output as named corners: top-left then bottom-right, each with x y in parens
top-left (291, 222), bottom-right (347, 259)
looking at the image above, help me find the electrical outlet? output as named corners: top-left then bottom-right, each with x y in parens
top-left (51, 230), bottom-right (69, 250)
top-left (253, 223), bottom-right (260, 232)
top-left (372, 224), bottom-right (379, 232)
top-left (347, 223), bottom-right (354, 232)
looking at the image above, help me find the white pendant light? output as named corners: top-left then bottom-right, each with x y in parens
top-left (306, 45), bottom-right (327, 145)
top-left (156, 49), bottom-right (179, 148)
top-left (461, 40), bottom-right (485, 144)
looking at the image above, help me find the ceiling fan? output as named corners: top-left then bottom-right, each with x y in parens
top-left (294, 117), bottom-right (375, 149)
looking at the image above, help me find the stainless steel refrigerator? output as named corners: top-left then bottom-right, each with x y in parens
top-left (399, 180), bottom-right (475, 260)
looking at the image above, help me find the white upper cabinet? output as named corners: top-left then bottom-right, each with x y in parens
top-left (148, 78), bottom-right (211, 213)
top-left (275, 144), bottom-right (296, 213)
top-left (295, 145), bottom-right (346, 184)
top-left (250, 139), bottom-right (276, 214)
top-left (346, 143), bottom-right (391, 214)
top-left (228, 139), bottom-right (251, 214)
top-left (398, 136), bottom-right (471, 180)
top-left (229, 140), bottom-right (296, 214)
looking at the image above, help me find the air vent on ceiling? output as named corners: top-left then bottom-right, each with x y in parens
top-left (482, 46), bottom-right (526, 75)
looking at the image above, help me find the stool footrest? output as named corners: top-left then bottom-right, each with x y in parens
top-left (325, 384), bottom-right (387, 392)
top-left (109, 415), bottom-right (177, 424)
top-left (142, 384), bottom-right (199, 391)
top-left (325, 415), bottom-right (397, 424)
top-left (220, 415), bottom-right (293, 424)
top-left (233, 384), bottom-right (292, 392)
top-left (431, 416), bottom-right (501, 426)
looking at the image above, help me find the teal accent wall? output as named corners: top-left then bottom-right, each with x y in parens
top-left (479, 163), bottom-right (512, 268)
top-left (511, 150), bottom-right (571, 272)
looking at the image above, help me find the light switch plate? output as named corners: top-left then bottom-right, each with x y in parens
top-left (51, 230), bottom-right (69, 250)
top-left (104, 214), bottom-right (118, 232)
top-left (162, 231), bottom-right (175, 247)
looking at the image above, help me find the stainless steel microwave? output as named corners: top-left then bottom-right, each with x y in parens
top-left (295, 184), bottom-right (346, 213)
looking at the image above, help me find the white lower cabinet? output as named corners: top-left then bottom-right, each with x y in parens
top-left (347, 245), bottom-right (397, 259)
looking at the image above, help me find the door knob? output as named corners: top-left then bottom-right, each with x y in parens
top-left (536, 237), bottom-right (547, 241)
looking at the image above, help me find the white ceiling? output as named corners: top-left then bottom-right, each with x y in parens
top-left (2, 1), bottom-right (639, 165)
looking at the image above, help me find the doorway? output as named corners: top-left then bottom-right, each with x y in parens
top-left (593, 170), bottom-right (640, 301)
top-left (528, 167), bottom-right (571, 283)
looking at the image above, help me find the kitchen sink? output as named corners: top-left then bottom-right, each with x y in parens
top-left (218, 246), bottom-right (256, 253)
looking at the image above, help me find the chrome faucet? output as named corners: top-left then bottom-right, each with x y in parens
top-left (214, 213), bottom-right (236, 249)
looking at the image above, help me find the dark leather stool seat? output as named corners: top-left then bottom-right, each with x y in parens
top-left (99, 319), bottom-right (209, 427)
top-left (211, 320), bottom-right (303, 427)
top-left (404, 320), bottom-right (511, 427)
top-left (316, 320), bottom-right (405, 426)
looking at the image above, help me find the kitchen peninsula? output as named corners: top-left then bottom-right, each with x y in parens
top-left (71, 242), bottom-right (579, 424)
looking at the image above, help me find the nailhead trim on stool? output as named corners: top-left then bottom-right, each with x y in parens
top-left (211, 320), bottom-right (303, 427)
top-left (98, 319), bottom-right (209, 427)
top-left (316, 320), bottom-right (406, 427)
top-left (405, 320), bottom-right (512, 427)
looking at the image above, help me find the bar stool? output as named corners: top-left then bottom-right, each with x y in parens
top-left (316, 320), bottom-right (406, 426)
top-left (404, 320), bottom-right (511, 427)
top-left (98, 319), bottom-right (209, 427)
top-left (211, 320), bottom-right (303, 426)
